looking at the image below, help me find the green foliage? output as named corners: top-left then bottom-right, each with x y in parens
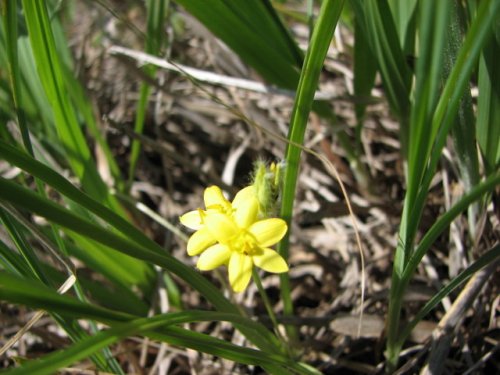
top-left (0, 273), bottom-right (317, 375)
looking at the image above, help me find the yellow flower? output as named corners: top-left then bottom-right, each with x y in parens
top-left (180, 185), bottom-right (256, 255)
top-left (180, 185), bottom-right (289, 292)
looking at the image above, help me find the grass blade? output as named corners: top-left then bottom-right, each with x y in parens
top-left (397, 243), bottom-right (500, 347)
top-left (353, 17), bottom-right (377, 151)
top-left (446, 1), bottom-right (480, 234)
top-left (62, 62), bottom-right (124, 191)
top-left (127, 0), bottom-right (168, 189)
top-left (277, 0), bottom-right (345, 332)
top-left (0, 239), bottom-right (33, 277)
top-left (1, 0), bottom-right (31, 153)
top-left (0, 139), bottom-right (160, 253)
top-left (387, 0), bottom-right (417, 53)
top-left (0, 141), bottom-right (158, 298)
top-left (350, 0), bottom-right (412, 154)
top-left (2, 6), bottom-right (126, 368)
top-left (476, 29), bottom-right (500, 175)
top-left (0, 273), bottom-right (319, 374)
top-left (20, 1), bottom-right (122, 213)
top-left (403, 172), bottom-right (500, 282)
top-left (0, 208), bottom-right (49, 284)
top-left (174, 0), bottom-right (301, 88)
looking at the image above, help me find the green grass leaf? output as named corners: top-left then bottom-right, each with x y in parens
top-left (350, 0), bottom-right (412, 126)
top-left (174, 0), bottom-right (302, 89)
top-left (353, 17), bottom-right (377, 149)
top-left (20, 1), bottom-right (123, 213)
top-left (388, 0), bottom-right (417, 54)
top-left (0, 139), bottom-right (158, 296)
top-left (127, 0), bottom-right (168, 189)
top-left (397, 243), bottom-right (500, 347)
top-left (277, 0), bottom-right (345, 331)
top-left (477, 30), bottom-right (500, 175)
top-left (0, 272), bottom-right (318, 375)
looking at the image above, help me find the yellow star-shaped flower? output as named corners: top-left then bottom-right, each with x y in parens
top-left (180, 185), bottom-right (255, 256)
top-left (180, 185), bottom-right (288, 292)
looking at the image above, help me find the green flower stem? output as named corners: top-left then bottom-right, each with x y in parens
top-left (252, 268), bottom-right (290, 357)
top-left (278, 0), bottom-right (345, 334)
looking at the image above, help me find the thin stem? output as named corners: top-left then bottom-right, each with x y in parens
top-left (252, 268), bottom-right (291, 357)
top-left (278, 0), bottom-right (345, 339)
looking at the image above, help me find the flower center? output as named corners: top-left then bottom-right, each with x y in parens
top-left (230, 230), bottom-right (258, 256)
top-left (205, 204), bottom-right (234, 217)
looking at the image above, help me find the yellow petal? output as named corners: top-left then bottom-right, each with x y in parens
top-left (187, 228), bottom-right (216, 256)
top-left (197, 244), bottom-right (231, 270)
top-left (233, 196), bottom-right (259, 229)
top-left (253, 248), bottom-right (289, 273)
top-left (232, 186), bottom-right (256, 209)
top-left (249, 218), bottom-right (287, 247)
top-left (228, 252), bottom-right (253, 292)
top-left (204, 186), bottom-right (231, 211)
top-left (205, 213), bottom-right (238, 243)
top-left (180, 210), bottom-right (203, 230)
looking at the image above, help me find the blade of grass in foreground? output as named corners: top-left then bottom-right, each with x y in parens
top-left (403, 172), bottom-right (500, 282)
top-left (0, 238), bottom-right (117, 372)
top-left (0, 239), bottom-right (33, 276)
top-left (419, 0), bottom-right (500, 198)
top-left (62, 62), bottom-right (124, 191)
top-left (11, 5), bottom-right (138, 323)
top-left (0, 139), bottom-right (161, 253)
top-left (386, 0), bottom-right (453, 368)
top-left (20, 1), bottom-right (122, 213)
top-left (1, 143), bottom-right (157, 298)
top-left (387, 0), bottom-right (418, 54)
top-left (49, 7), bottom-right (122, 186)
top-left (0, 273), bottom-right (320, 375)
top-left (0, 209), bottom-right (50, 284)
top-left (406, 0), bottom-right (500, 246)
top-left (0, 32), bottom-right (55, 137)
top-left (388, 172), bottom-right (500, 351)
top-left (278, 0), bottom-right (345, 337)
top-left (0, 139), bottom-right (172, 300)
